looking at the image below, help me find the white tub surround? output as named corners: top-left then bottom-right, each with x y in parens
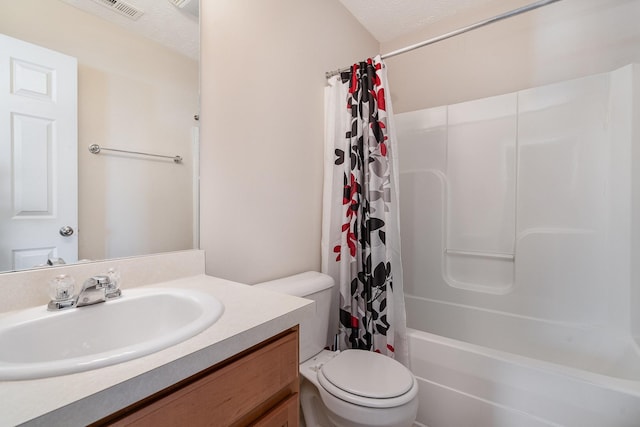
top-left (0, 251), bottom-right (314, 426)
top-left (396, 65), bottom-right (640, 426)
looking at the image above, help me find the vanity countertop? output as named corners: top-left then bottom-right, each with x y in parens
top-left (0, 274), bottom-right (314, 426)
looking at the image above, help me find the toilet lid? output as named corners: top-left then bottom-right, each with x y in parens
top-left (319, 349), bottom-right (414, 399)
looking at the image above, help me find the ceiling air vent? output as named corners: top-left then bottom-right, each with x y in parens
top-left (90, 0), bottom-right (144, 20)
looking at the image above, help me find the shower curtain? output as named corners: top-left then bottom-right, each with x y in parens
top-left (322, 55), bottom-right (408, 365)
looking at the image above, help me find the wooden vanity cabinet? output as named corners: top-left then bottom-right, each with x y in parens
top-left (97, 327), bottom-right (299, 427)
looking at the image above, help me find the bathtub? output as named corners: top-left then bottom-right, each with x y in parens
top-left (406, 297), bottom-right (640, 427)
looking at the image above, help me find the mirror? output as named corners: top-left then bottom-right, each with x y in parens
top-left (0, 0), bottom-right (199, 273)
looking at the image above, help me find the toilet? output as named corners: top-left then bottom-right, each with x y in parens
top-left (255, 272), bottom-right (418, 427)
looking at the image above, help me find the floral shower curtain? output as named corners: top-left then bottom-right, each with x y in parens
top-left (322, 55), bottom-right (408, 365)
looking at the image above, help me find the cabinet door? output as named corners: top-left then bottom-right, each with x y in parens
top-left (108, 329), bottom-right (299, 427)
top-left (252, 393), bottom-right (299, 427)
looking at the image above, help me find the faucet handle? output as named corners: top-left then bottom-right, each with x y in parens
top-left (47, 274), bottom-right (76, 311)
top-left (106, 268), bottom-right (121, 290)
top-left (105, 268), bottom-right (122, 299)
top-left (48, 274), bottom-right (76, 300)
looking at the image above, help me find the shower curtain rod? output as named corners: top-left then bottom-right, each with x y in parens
top-left (325, 0), bottom-right (563, 79)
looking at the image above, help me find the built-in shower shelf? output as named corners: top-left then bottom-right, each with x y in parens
top-left (445, 248), bottom-right (515, 260)
top-left (444, 247), bottom-right (515, 294)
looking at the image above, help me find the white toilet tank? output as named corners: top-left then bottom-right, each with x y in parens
top-left (254, 271), bottom-right (334, 362)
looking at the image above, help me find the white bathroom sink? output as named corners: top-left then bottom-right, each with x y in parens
top-left (0, 287), bottom-right (224, 381)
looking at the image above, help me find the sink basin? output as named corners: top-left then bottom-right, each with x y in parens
top-left (0, 287), bottom-right (224, 381)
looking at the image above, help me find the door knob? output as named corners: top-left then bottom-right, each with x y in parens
top-left (59, 226), bottom-right (74, 237)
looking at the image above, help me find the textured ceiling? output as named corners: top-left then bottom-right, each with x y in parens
top-left (338, 0), bottom-right (496, 42)
top-left (59, 0), bottom-right (497, 60)
top-left (59, 0), bottom-right (198, 60)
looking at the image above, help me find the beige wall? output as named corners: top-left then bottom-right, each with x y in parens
top-left (200, 0), bottom-right (378, 284)
top-left (382, 0), bottom-right (640, 112)
top-left (0, 0), bottom-right (198, 261)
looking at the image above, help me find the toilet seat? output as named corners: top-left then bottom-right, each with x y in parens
top-left (318, 350), bottom-right (418, 409)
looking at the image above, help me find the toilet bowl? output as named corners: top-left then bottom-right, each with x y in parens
top-left (300, 349), bottom-right (418, 427)
top-left (255, 272), bottom-right (418, 427)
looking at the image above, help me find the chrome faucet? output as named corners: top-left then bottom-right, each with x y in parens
top-left (76, 275), bottom-right (121, 307)
top-left (47, 272), bottom-right (122, 311)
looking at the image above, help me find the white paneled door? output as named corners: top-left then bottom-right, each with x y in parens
top-left (0, 34), bottom-right (78, 271)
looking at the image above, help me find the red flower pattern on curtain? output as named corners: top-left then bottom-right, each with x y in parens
top-left (333, 56), bottom-right (396, 356)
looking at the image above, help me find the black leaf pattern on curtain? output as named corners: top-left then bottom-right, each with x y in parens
top-left (334, 57), bottom-right (397, 355)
